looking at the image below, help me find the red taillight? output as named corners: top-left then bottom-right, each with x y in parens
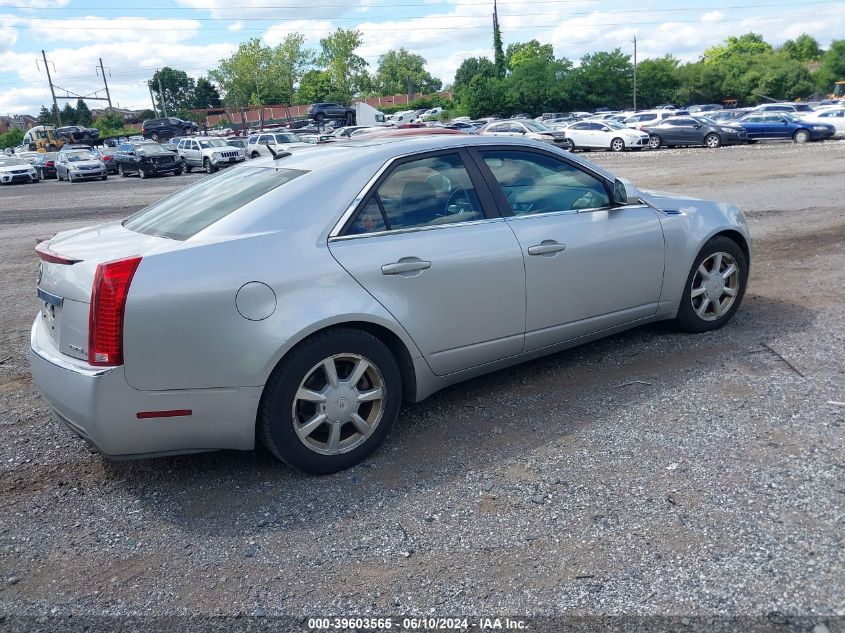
top-left (45, 161), bottom-right (55, 167)
top-left (88, 256), bottom-right (142, 366)
top-left (36, 240), bottom-right (81, 265)
top-left (103, 155), bottom-right (113, 161)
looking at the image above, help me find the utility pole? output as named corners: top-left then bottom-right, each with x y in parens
top-left (40, 50), bottom-right (62, 126)
top-left (148, 83), bottom-right (158, 116)
top-left (156, 73), bottom-right (168, 116)
top-left (97, 58), bottom-right (113, 109)
top-left (632, 36), bottom-right (638, 112)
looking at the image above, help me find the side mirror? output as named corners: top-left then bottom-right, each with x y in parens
top-left (613, 179), bottom-right (629, 205)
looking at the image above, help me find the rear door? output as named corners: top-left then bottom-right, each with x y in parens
top-left (470, 147), bottom-right (665, 351)
top-left (328, 149), bottom-right (526, 376)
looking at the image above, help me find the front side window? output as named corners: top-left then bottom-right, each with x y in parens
top-left (480, 150), bottom-right (610, 216)
top-left (347, 153), bottom-right (483, 234)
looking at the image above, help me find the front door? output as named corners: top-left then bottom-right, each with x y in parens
top-left (471, 147), bottom-right (665, 351)
top-left (328, 150), bottom-right (526, 376)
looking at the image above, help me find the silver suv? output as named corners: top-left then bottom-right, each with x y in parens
top-left (177, 137), bottom-right (246, 173)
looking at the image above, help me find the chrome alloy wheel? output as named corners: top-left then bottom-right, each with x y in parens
top-left (690, 252), bottom-right (740, 321)
top-left (291, 354), bottom-right (385, 455)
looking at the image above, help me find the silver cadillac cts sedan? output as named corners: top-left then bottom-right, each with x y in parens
top-left (30, 135), bottom-right (751, 474)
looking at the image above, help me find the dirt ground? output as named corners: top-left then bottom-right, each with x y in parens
top-left (0, 141), bottom-right (843, 630)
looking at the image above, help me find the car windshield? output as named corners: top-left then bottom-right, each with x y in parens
top-left (605, 121), bottom-right (626, 130)
top-left (0, 157), bottom-right (27, 167)
top-left (65, 151), bottom-right (96, 162)
top-left (123, 166), bottom-right (308, 241)
top-left (274, 134), bottom-right (299, 143)
top-left (697, 116), bottom-right (718, 125)
top-left (136, 145), bottom-right (172, 156)
top-left (198, 139), bottom-right (228, 148)
top-left (521, 120), bottom-right (551, 132)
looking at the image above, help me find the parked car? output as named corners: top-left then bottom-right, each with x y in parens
top-left (33, 152), bottom-right (58, 179)
top-left (114, 142), bottom-right (183, 178)
top-left (0, 156), bottom-right (39, 184)
top-left (177, 137), bottom-right (246, 173)
top-left (562, 120), bottom-right (650, 151)
top-left (28, 135), bottom-right (751, 474)
top-left (644, 116), bottom-right (747, 149)
top-left (141, 117), bottom-right (197, 142)
top-left (246, 132), bottom-right (310, 158)
top-left (707, 108), bottom-right (753, 122)
top-left (752, 103), bottom-right (815, 114)
top-left (730, 112), bottom-right (836, 142)
top-left (16, 151), bottom-right (41, 165)
top-left (800, 107), bottom-right (845, 137)
top-left (624, 110), bottom-right (685, 131)
top-left (332, 126), bottom-right (373, 138)
top-left (443, 121), bottom-right (479, 133)
top-left (687, 104), bottom-right (724, 114)
top-left (306, 102), bottom-right (355, 123)
top-left (55, 148), bottom-right (107, 182)
top-left (226, 138), bottom-right (248, 149)
top-left (89, 147), bottom-right (118, 174)
top-left (162, 136), bottom-right (184, 152)
top-left (479, 119), bottom-right (568, 147)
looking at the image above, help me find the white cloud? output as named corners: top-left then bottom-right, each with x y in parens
top-left (4, 16), bottom-right (202, 44)
top-left (176, 0), bottom-right (359, 21)
top-left (264, 20), bottom-right (334, 47)
top-left (228, 21), bottom-right (243, 32)
top-left (702, 11), bottom-right (724, 23)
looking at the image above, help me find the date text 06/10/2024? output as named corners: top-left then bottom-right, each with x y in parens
top-left (307, 617), bottom-right (529, 630)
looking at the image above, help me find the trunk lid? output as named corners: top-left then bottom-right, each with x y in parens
top-left (36, 222), bottom-right (176, 361)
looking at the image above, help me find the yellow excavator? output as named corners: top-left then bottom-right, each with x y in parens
top-left (21, 126), bottom-right (65, 152)
top-left (829, 81), bottom-right (845, 101)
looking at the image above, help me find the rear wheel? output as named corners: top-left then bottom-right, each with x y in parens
top-left (260, 328), bottom-right (402, 475)
top-left (566, 139), bottom-right (576, 151)
top-left (793, 129), bottom-right (810, 143)
top-left (101, 175), bottom-right (107, 181)
top-left (152, 133), bottom-right (160, 142)
top-left (610, 137), bottom-right (625, 152)
top-left (704, 133), bottom-right (721, 149)
top-left (174, 167), bottom-right (183, 176)
top-left (315, 113), bottom-right (326, 122)
top-left (118, 164), bottom-right (126, 177)
top-left (674, 236), bottom-right (748, 333)
top-left (185, 164), bottom-right (192, 173)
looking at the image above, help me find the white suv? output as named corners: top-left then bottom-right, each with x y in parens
top-left (177, 137), bottom-right (245, 173)
top-left (246, 132), bottom-right (310, 159)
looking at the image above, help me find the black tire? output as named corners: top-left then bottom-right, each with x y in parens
top-left (204, 158), bottom-right (217, 174)
top-left (649, 135), bottom-right (662, 149)
top-left (118, 164), bottom-right (127, 177)
top-left (139, 168), bottom-right (148, 179)
top-left (674, 236), bottom-right (748, 333)
top-left (152, 133), bottom-right (160, 142)
top-left (185, 164), bottom-right (192, 173)
top-left (259, 328), bottom-right (402, 475)
top-left (314, 112), bottom-right (326, 122)
top-left (704, 133), bottom-right (721, 149)
top-left (610, 137), bottom-right (625, 152)
top-left (250, 151), bottom-right (260, 159)
top-left (47, 144), bottom-right (57, 152)
top-left (566, 139), bottom-right (576, 151)
top-left (174, 167), bottom-right (183, 176)
top-left (793, 129), bottom-right (810, 143)
top-left (101, 175), bottom-right (107, 181)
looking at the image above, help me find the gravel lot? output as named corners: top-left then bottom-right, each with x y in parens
top-left (0, 142), bottom-right (843, 630)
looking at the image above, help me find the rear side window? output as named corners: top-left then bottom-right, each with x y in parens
top-left (123, 166), bottom-right (307, 240)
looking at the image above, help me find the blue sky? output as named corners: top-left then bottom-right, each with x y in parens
top-left (1, 0), bottom-right (843, 115)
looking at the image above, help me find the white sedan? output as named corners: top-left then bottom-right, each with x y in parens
top-left (0, 155), bottom-right (39, 184)
top-left (563, 120), bottom-right (650, 152)
top-left (802, 108), bottom-right (845, 137)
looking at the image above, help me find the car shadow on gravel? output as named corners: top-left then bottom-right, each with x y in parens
top-left (100, 294), bottom-right (814, 536)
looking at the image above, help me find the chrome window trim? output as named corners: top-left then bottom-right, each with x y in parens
top-left (329, 217), bottom-right (505, 242)
top-left (503, 203), bottom-right (649, 221)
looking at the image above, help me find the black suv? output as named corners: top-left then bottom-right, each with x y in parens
top-left (306, 103), bottom-right (354, 122)
top-left (141, 117), bottom-right (198, 142)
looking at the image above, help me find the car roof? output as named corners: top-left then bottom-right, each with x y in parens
top-left (248, 134), bottom-right (616, 182)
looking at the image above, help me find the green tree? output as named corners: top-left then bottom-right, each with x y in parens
top-left (673, 61), bottom-right (726, 105)
top-left (704, 32), bottom-right (773, 65)
top-left (0, 127), bottom-right (25, 149)
top-left (780, 34), bottom-right (822, 62)
top-left (319, 28), bottom-right (368, 103)
top-left (36, 105), bottom-right (52, 125)
top-left (636, 55), bottom-right (681, 108)
top-left (75, 99), bottom-right (93, 126)
top-left (816, 40), bottom-right (845, 92)
top-left (211, 38), bottom-right (276, 106)
top-left (297, 70), bottom-right (332, 104)
top-left (192, 77), bottom-right (222, 108)
top-left (755, 54), bottom-right (815, 100)
top-left (60, 102), bottom-right (77, 125)
top-left (464, 75), bottom-right (510, 118)
top-left (374, 48), bottom-right (441, 96)
top-left (505, 40), bottom-right (554, 70)
top-left (271, 33), bottom-right (314, 105)
top-left (453, 56), bottom-right (497, 93)
top-left (148, 67), bottom-right (196, 114)
top-left (506, 57), bottom-right (571, 115)
top-left (571, 49), bottom-right (633, 109)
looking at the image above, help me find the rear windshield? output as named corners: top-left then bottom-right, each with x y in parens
top-left (123, 166), bottom-right (307, 240)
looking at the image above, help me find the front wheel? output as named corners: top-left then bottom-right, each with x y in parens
top-left (704, 133), bottom-right (721, 149)
top-left (139, 168), bottom-right (148, 179)
top-left (566, 139), bottom-right (576, 151)
top-left (174, 168), bottom-right (183, 176)
top-left (674, 236), bottom-right (748, 333)
top-left (204, 158), bottom-right (217, 174)
top-left (610, 137), bottom-right (625, 152)
top-left (793, 129), bottom-right (810, 143)
top-left (648, 135), bottom-right (662, 149)
top-left (101, 175), bottom-right (107, 181)
top-left (185, 164), bottom-right (192, 173)
top-left (259, 328), bottom-right (402, 475)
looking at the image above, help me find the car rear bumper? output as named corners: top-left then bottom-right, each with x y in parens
top-left (29, 317), bottom-right (261, 458)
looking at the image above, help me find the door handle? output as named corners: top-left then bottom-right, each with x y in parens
top-left (381, 259), bottom-right (431, 275)
top-left (527, 240), bottom-right (566, 256)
